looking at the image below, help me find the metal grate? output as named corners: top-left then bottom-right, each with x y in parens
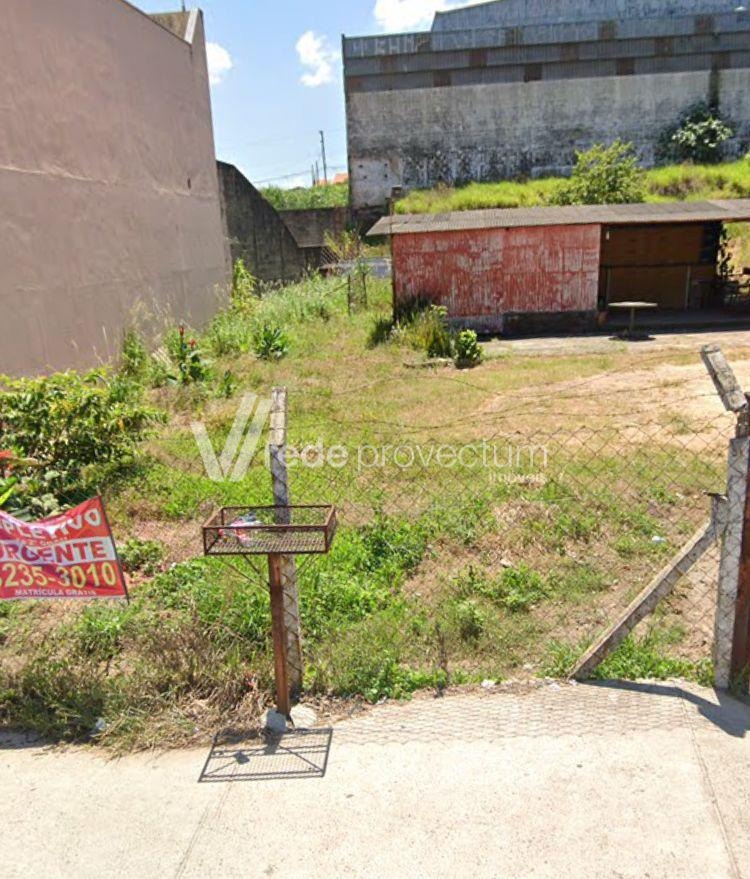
top-left (202, 505), bottom-right (336, 557)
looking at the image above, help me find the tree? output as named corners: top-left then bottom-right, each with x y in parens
top-left (658, 102), bottom-right (734, 165)
top-left (551, 140), bottom-right (645, 206)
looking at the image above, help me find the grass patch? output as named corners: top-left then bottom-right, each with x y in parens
top-left (0, 264), bottom-right (731, 748)
top-left (541, 629), bottom-right (713, 686)
top-left (396, 158), bottom-right (750, 214)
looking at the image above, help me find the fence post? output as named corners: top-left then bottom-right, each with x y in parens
top-left (701, 345), bottom-right (750, 689)
top-left (731, 429), bottom-right (750, 688)
top-left (268, 387), bottom-right (304, 701)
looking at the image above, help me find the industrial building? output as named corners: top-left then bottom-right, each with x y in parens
top-left (370, 200), bottom-right (750, 334)
top-left (343, 0), bottom-right (750, 209)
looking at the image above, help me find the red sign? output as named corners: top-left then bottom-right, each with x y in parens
top-left (0, 497), bottom-right (128, 601)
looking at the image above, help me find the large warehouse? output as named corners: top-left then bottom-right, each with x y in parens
top-left (370, 199), bottom-right (750, 334)
top-left (343, 0), bottom-right (750, 209)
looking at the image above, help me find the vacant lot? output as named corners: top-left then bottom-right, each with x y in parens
top-left (1, 276), bottom-right (747, 749)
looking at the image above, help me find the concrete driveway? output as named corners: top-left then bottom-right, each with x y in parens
top-left (2, 681), bottom-right (749, 879)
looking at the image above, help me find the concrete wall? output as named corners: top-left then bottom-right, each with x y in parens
top-left (279, 207), bottom-right (351, 249)
top-left (433, 0), bottom-right (739, 30)
top-left (344, 8), bottom-right (750, 208)
top-left (348, 70), bottom-right (750, 207)
top-left (217, 162), bottom-right (308, 283)
top-left (0, 1), bottom-right (229, 375)
top-left (392, 224), bottom-right (601, 333)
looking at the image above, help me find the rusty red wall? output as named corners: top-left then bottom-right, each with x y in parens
top-left (393, 225), bottom-right (601, 325)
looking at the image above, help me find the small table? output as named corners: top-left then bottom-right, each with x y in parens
top-left (608, 301), bottom-right (657, 339)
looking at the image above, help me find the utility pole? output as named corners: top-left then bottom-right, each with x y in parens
top-left (315, 161), bottom-right (320, 186)
top-left (319, 130), bottom-right (328, 185)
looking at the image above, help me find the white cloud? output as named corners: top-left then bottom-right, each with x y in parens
top-left (296, 30), bottom-right (340, 88)
top-left (373, 0), bottom-right (473, 32)
top-left (206, 42), bottom-right (233, 86)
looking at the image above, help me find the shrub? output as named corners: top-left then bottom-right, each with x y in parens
top-left (252, 324), bottom-right (289, 361)
top-left (659, 103), bottom-right (734, 165)
top-left (551, 140), bottom-right (645, 205)
top-left (231, 258), bottom-right (258, 311)
top-left (120, 330), bottom-right (149, 379)
top-left (260, 182), bottom-right (349, 210)
top-left (168, 325), bottom-right (210, 384)
top-left (214, 370), bottom-right (238, 399)
top-left (119, 538), bottom-right (166, 576)
top-left (392, 303), bottom-right (453, 359)
top-left (452, 598), bottom-right (486, 642)
top-left (454, 329), bottom-right (482, 369)
top-left (497, 565), bottom-right (549, 612)
top-left (205, 310), bottom-right (252, 357)
top-left (0, 369), bottom-right (158, 504)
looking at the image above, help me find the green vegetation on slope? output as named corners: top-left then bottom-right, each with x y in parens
top-left (396, 158), bottom-right (750, 214)
top-left (261, 182), bottom-right (349, 211)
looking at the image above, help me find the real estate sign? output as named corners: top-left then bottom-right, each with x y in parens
top-left (0, 497), bottom-right (127, 601)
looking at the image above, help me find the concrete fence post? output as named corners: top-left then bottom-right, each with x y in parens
top-left (701, 344), bottom-right (750, 689)
top-left (268, 387), bottom-right (304, 700)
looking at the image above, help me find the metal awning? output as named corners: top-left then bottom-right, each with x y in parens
top-left (368, 199), bottom-right (750, 237)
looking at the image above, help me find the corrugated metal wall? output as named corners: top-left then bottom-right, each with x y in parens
top-left (393, 224), bottom-right (601, 319)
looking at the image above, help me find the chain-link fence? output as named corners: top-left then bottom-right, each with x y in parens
top-left (282, 407), bottom-right (733, 683)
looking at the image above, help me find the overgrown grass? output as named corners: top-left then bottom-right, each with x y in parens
top-left (0, 265), bottom-right (736, 749)
top-left (541, 629), bottom-right (713, 687)
top-left (396, 158), bottom-right (750, 214)
top-left (260, 182), bottom-right (349, 211)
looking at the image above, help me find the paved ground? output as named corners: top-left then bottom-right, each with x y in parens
top-left (484, 326), bottom-right (750, 358)
top-left (2, 681), bottom-right (750, 879)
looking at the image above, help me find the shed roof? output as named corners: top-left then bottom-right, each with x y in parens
top-left (368, 199), bottom-right (750, 237)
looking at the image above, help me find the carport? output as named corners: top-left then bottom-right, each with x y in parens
top-left (369, 199), bottom-right (750, 334)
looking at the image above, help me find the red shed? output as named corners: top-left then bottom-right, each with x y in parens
top-left (369, 200), bottom-right (750, 334)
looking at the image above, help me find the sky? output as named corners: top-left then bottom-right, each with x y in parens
top-left (139, 0), bottom-right (479, 188)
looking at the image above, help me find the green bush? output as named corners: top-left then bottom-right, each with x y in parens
top-left (496, 565), bottom-right (549, 612)
top-left (231, 258), bottom-right (258, 311)
top-left (551, 140), bottom-right (645, 205)
top-left (205, 310), bottom-right (252, 357)
top-left (260, 182), bottom-right (349, 210)
top-left (252, 324), bottom-right (289, 361)
top-left (452, 598), bottom-right (486, 642)
top-left (0, 369), bottom-right (158, 506)
top-left (119, 538), bottom-right (166, 576)
top-left (392, 303), bottom-right (453, 358)
top-left (659, 103), bottom-right (734, 165)
top-left (454, 329), bottom-right (482, 369)
top-left (168, 326), bottom-right (211, 384)
top-left (120, 330), bottom-right (150, 379)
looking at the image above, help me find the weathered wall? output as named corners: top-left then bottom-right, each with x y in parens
top-left (392, 225), bottom-right (601, 332)
top-left (217, 163), bottom-right (308, 283)
top-left (433, 0), bottom-right (738, 30)
top-left (344, 8), bottom-right (750, 208)
top-left (0, 1), bottom-right (229, 375)
top-left (279, 207), bottom-right (351, 250)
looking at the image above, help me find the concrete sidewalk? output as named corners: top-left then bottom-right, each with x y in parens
top-left (2, 681), bottom-right (749, 879)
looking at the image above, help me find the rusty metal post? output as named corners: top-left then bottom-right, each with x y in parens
top-left (268, 388), bottom-right (304, 699)
top-left (268, 553), bottom-right (291, 717)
